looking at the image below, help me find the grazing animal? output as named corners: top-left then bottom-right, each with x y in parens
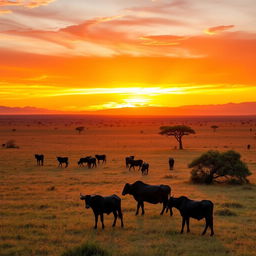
top-left (57, 157), bottom-right (69, 168)
top-left (129, 159), bottom-right (143, 171)
top-left (35, 154), bottom-right (44, 166)
top-left (122, 180), bottom-right (171, 215)
top-left (80, 194), bottom-right (124, 229)
top-left (78, 156), bottom-right (91, 167)
top-left (125, 156), bottom-right (134, 168)
top-left (141, 162), bottom-right (149, 175)
top-left (167, 196), bottom-right (214, 236)
top-left (169, 158), bottom-right (175, 170)
top-left (87, 157), bottom-right (97, 168)
top-left (95, 154), bottom-right (106, 164)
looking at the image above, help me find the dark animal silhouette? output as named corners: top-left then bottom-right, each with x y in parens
top-left (87, 157), bottom-right (97, 168)
top-left (141, 162), bottom-right (149, 175)
top-left (247, 144), bottom-right (251, 150)
top-left (95, 154), bottom-right (106, 164)
top-left (78, 156), bottom-right (91, 167)
top-left (125, 156), bottom-right (134, 168)
top-left (167, 196), bottom-right (214, 236)
top-left (35, 154), bottom-right (44, 166)
top-left (169, 158), bottom-right (175, 170)
top-left (57, 157), bottom-right (69, 168)
top-left (129, 159), bottom-right (143, 171)
top-left (80, 194), bottom-right (124, 229)
top-left (122, 180), bottom-right (171, 215)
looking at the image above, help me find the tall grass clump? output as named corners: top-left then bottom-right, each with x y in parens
top-left (61, 242), bottom-right (111, 256)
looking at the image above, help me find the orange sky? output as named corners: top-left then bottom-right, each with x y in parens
top-left (0, 0), bottom-right (256, 111)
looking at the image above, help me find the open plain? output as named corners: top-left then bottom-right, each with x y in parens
top-left (0, 115), bottom-right (256, 256)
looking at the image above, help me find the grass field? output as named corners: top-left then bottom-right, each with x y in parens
top-left (0, 115), bottom-right (256, 256)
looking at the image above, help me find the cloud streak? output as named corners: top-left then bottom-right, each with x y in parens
top-left (204, 25), bottom-right (235, 35)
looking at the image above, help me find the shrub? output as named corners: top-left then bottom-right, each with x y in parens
top-left (61, 242), bottom-right (110, 256)
top-left (4, 140), bottom-right (19, 149)
top-left (189, 150), bottom-right (251, 184)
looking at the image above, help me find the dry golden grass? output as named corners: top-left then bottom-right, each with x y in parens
top-left (0, 116), bottom-right (256, 256)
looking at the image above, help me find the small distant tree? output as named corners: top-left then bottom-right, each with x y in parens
top-left (211, 125), bottom-right (219, 132)
top-left (189, 150), bottom-right (251, 184)
top-left (75, 126), bottom-right (85, 134)
top-left (159, 125), bottom-right (195, 150)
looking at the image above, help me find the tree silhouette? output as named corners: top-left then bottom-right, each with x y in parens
top-left (211, 125), bottom-right (219, 132)
top-left (75, 126), bottom-right (85, 134)
top-left (189, 150), bottom-right (251, 184)
top-left (159, 125), bottom-right (195, 150)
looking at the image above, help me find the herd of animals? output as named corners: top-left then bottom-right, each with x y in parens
top-left (35, 154), bottom-right (175, 175)
top-left (35, 153), bottom-right (214, 236)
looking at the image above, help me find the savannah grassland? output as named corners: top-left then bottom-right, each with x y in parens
top-left (0, 115), bottom-right (256, 256)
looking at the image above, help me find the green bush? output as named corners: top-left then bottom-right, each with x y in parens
top-left (189, 150), bottom-right (251, 184)
top-left (61, 242), bottom-right (110, 256)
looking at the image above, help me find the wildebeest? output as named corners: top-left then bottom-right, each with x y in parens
top-left (125, 155), bottom-right (134, 168)
top-left (129, 159), bottom-right (143, 171)
top-left (167, 196), bottom-right (214, 236)
top-left (141, 162), bottom-right (149, 175)
top-left (57, 157), bottom-right (69, 168)
top-left (169, 157), bottom-right (175, 170)
top-left (80, 194), bottom-right (124, 229)
top-left (78, 156), bottom-right (91, 167)
top-left (95, 154), bottom-right (106, 164)
top-left (122, 180), bottom-right (171, 215)
top-left (35, 154), bottom-right (44, 166)
top-left (87, 157), bottom-right (97, 168)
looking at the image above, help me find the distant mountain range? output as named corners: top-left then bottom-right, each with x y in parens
top-left (1, 102), bottom-right (256, 116)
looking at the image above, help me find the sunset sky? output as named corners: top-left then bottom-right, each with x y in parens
top-left (0, 0), bottom-right (256, 112)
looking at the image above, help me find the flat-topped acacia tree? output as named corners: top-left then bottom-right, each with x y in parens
top-left (75, 126), bottom-right (85, 134)
top-left (159, 125), bottom-right (195, 150)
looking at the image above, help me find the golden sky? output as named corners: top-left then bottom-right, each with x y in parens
top-left (0, 0), bottom-right (256, 111)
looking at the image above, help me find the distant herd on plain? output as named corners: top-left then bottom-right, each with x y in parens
top-left (34, 153), bottom-right (214, 236)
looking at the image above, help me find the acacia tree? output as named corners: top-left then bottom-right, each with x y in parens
top-left (211, 125), bottom-right (219, 132)
top-left (189, 150), bottom-right (251, 184)
top-left (159, 125), bottom-right (195, 150)
top-left (75, 126), bottom-right (85, 134)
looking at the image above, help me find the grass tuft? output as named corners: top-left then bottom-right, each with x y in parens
top-left (61, 242), bottom-right (111, 256)
top-left (221, 202), bottom-right (243, 208)
top-left (215, 209), bottom-right (237, 216)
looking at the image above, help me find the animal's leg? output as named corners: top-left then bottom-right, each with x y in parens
top-left (141, 201), bottom-right (145, 215)
top-left (112, 211), bottom-right (117, 227)
top-left (94, 214), bottom-right (98, 229)
top-left (118, 208), bottom-right (124, 228)
top-left (209, 217), bottom-right (214, 236)
top-left (186, 217), bottom-right (190, 233)
top-left (202, 217), bottom-right (209, 235)
top-left (181, 217), bottom-right (185, 234)
top-left (135, 202), bottom-right (140, 215)
top-left (100, 213), bottom-right (105, 229)
top-left (160, 202), bottom-right (166, 215)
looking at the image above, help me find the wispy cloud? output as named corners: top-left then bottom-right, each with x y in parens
top-left (204, 25), bottom-right (235, 35)
top-left (0, 0), bottom-right (56, 9)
